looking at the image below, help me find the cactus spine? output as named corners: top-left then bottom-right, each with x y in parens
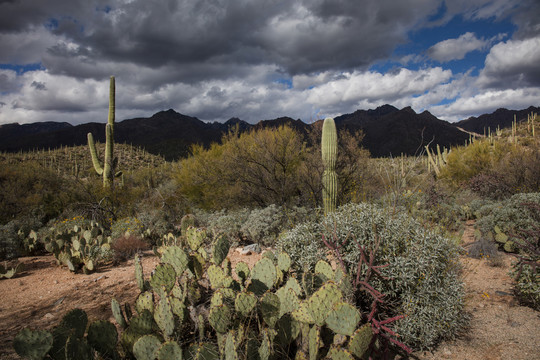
top-left (88, 76), bottom-right (116, 187)
top-left (321, 117), bottom-right (338, 215)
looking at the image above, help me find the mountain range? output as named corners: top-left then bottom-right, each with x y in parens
top-left (1, 105), bottom-right (537, 160)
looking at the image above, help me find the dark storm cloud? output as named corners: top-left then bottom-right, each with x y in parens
top-left (23, 0), bottom-right (442, 80)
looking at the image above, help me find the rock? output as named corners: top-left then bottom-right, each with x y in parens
top-left (443, 348), bottom-right (452, 356)
top-left (53, 297), bottom-right (65, 307)
top-left (241, 244), bottom-right (262, 255)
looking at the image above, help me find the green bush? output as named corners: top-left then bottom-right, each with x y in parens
top-left (475, 193), bottom-right (540, 238)
top-left (512, 260), bottom-right (539, 310)
top-left (196, 208), bottom-right (251, 242)
top-left (198, 205), bottom-right (317, 247)
top-left (0, 216), bottom-right (43, 260)
top-left (276, 203), bottom-right (467, 350)
top-left (110, 217), bottom-right (145, 240)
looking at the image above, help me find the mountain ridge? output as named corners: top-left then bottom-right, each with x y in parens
top-left (1, 105), bottom-right (536, 160)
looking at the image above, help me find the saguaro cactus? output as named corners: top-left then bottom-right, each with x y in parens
top-left (321, 117), bottom-right (337, 215)
top-left (88, 76), bottom-right (118, 187)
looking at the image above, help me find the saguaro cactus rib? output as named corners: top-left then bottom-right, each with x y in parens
top-left (322, 117), bottom-right (338, 215)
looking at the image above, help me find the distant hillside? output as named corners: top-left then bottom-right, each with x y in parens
top-left (454, 106), bottom-right (540, 134)
top-left (0, 110), bottom-right (229, 160)
top-left (1, 104), bottom-right (536, 160)
top-left (335, 105), bottom-right (469, 157)
top-left (0, 121), bottom-right (72, 142)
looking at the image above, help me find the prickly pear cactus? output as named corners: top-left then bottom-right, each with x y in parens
top-left (13, 328), bottom-right (53, 360)
top-left (14, 228), bottom-right (387, 360)
top-left (0, 262), bottom-right (25, 279)
top-left (41, 220), bottom-right (111, 274)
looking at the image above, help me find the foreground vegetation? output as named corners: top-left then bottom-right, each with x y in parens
top-left (1, 107), bottom-right (539, 358)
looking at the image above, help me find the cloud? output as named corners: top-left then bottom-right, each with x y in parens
top-left (0, 0), bottom-right (539, 126)
top-left (0, 69), bottom-right (19, 92)
top-left (0, 28), bottom-right (59, 64)
top-left (427, 32), bottom-right (489, 62)
top-left (0, 0), bottom-right (442, 78)
top-left (477, 36), bottom-right (540, 88)
top-left (432, 87), bottom-right (540, 121)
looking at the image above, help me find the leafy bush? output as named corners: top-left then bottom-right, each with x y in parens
top-left (111, 234), bottom-right (150, 263)
top-left (439, 140), bottom-right (509, 187)
top-left (0, 161), bottom-right (77, 224)
top-left (239, 205), bottom-right (286, 246)
top-left (196, 208), bottom-right (251, 242)
top-left (111, 217), bottom-right (145, 240)
top-left (475, 193), bottom-right (540, 239)
top-left (465, 237), bottom-right (504, 267)
top-left (506, 202), bottom-right (540, 310)
top-left (0, 216), bottom-right (43, 260)
top-left (276, 203), bottom-right (467, 350)
top-left (468, 172), bottom-right (512, 200)
top-left (512, 259), bottom-right (539, 310)
top-left (197, 205), bottom-right (317, 247)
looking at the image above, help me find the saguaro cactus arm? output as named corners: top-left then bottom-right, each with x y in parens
top-left (87, 76), bottom-right (117, 187)
top-left (87, 133), bottom-right (104, 175)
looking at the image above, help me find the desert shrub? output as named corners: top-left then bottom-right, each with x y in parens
top-left (493, 144), bottom-right (540, 194)
top-left (439, 140), bottom-right (509, 187)
top-left (468, 172), bottom-right (512, 199)
top-left (111, 234), bottom-right (150, 263)
top-left (111, 217), bottom-right (144, 240)
top-left (276, 203), bottom-right (467, 350)
top-left (239, 205), bottom-right (286, 246)
top-left (198, 205), bottom-right (317, 247)
top-left (0, 221), bottom-right (24, 260)
top-left (0, 161), bottom-right (78, 224)
top-left (475, 193), bottom-right (540, 238)
top-left (465, 237), bottom-right (504, 267)
top-left (196, 208), bottom-right (251, 242)
top-left (391, 181), bottom-right (475, 233)
top-left (506, 202), bottom-right (540, 310)
top-left (134, 209), bottom-right (175, 245)
top-left (512, 258), bottom-right (539, 310)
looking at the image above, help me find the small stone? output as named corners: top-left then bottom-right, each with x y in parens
top-left (43, 313), bottom-right (54, 320)
top-left (241, 244), bottom-right (261, 255)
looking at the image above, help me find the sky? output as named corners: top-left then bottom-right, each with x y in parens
top-left (0, 0), bottom-right (539, 126)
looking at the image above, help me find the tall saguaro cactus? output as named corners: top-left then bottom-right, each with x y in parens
top-left (88, 76), bottom-right (117, 188)
top-left (322, 117), bottom-right (338, 215)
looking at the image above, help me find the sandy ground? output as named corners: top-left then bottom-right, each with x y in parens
top-left (0, 225), bottom-right (538, 359)
top-left (413, 221), bottom-right (540, 360)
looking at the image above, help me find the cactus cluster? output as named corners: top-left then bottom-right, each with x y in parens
top-left (117, 230), bottom-right (377, 360)
top-left (321, 117), bottom-right (338, 215)
top-left (42, 221), bottom-right (112, 274)
top-left (15, 226), bottom-right (392, 359)
top-left (425, 144), bottom-right (449, 176)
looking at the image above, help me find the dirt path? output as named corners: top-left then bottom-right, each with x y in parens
top-left (413, 220), bottom-right (540, 360)
top-left (0, 228), bottom-right (538, 359)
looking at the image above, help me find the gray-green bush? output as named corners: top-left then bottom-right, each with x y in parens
top-left (475, 193), bottom-right (540, 238)
top-left (276, 202), bottom-right (467, 350)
